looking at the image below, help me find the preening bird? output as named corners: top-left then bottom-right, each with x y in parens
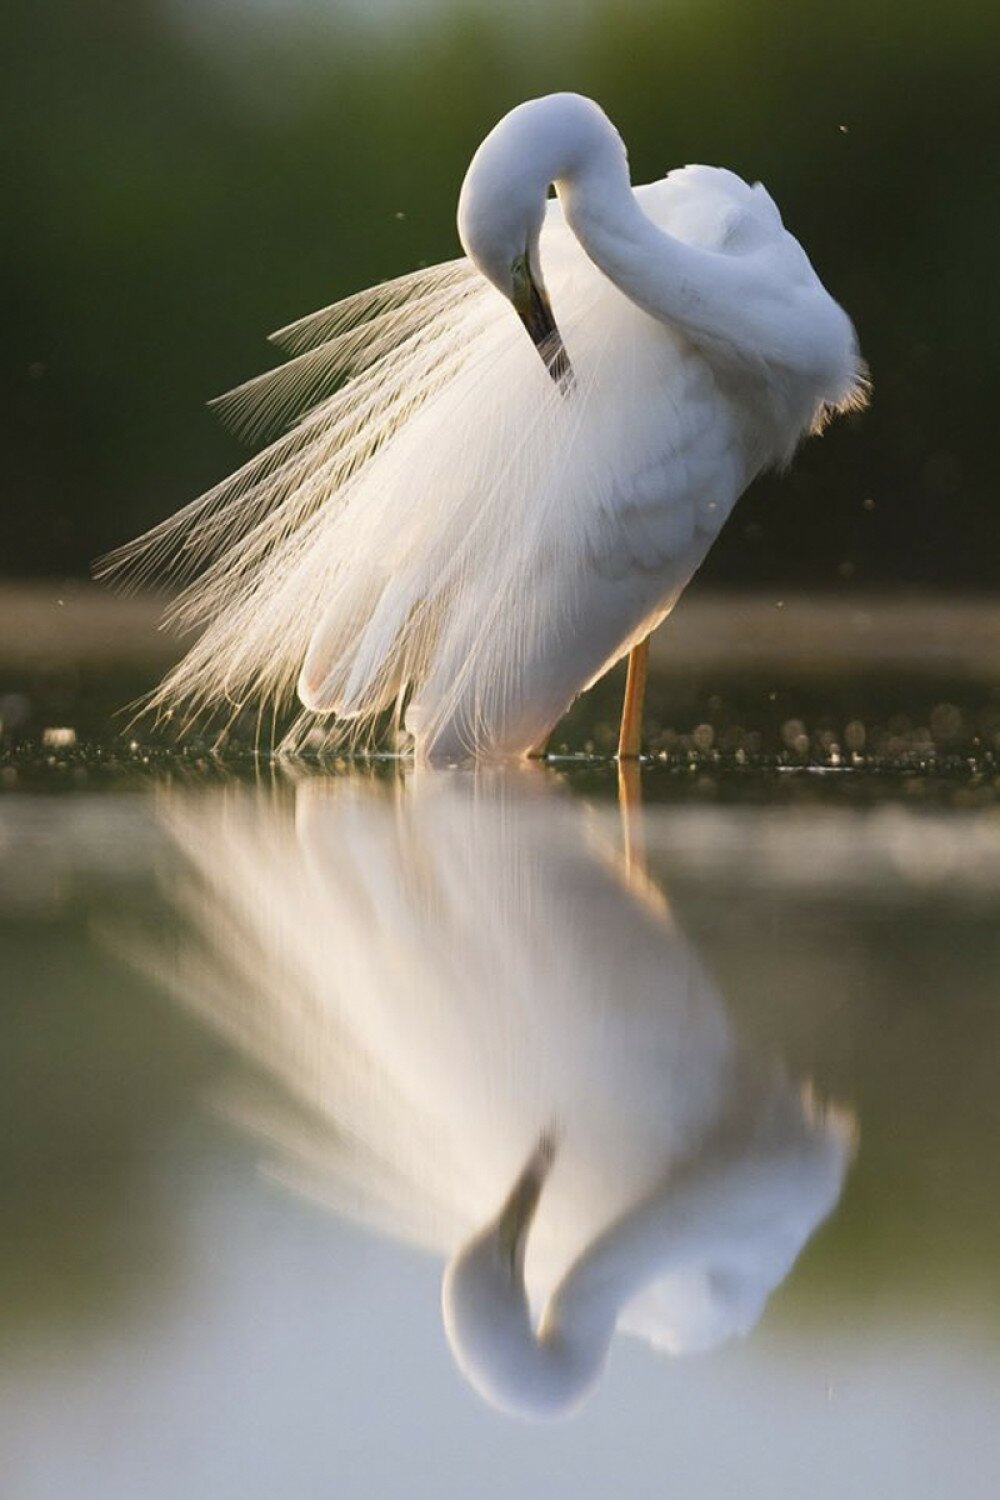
top-left (101, 92), bottom-right (866, 758)
top-left (138, 772), bottom-right (853, 1419)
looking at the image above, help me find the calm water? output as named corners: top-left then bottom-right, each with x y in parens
top-left (1, 755), bottom-right (998, 1498)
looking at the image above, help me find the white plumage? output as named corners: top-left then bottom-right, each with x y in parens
top-left (140, 771), bottom-right (852, 1418)
top-left (101, 93), bottom-right (866, 757)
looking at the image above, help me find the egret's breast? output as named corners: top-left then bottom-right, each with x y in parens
top-left (556, 310), bottom-right (749, 588)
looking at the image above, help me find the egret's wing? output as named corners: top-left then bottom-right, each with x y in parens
top-left (95, 256), bottom-right (496, 729)
top-left (395, 286), bottom-right (752, 755)
top-left (581, 418), bottom-right (745, 587)
top-left (210, 262), bottom-right (480, 446)
top-left (147, 788), bottom-right (485, 1251)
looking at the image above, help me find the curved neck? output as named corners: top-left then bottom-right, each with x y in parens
top-left (443, 1250), bottom-right (619, 1420)
top-left (461, 92), bottom-right (859, 421)
top-left (473, 94), bottom-right (737, 344)
top-left (527, 98), bottom-right (850, 383)
top-left (441, 1163), bottom-right (744, 1419)
top-left (553, 161), bottom-right (814, 371)
top-left (444, 1132), bottom-right (848, 1418)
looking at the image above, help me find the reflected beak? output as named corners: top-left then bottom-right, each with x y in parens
top-left (495, 1132), bottom-right (558, 1280)
top-left (511, 254), bottom-right (573, 389)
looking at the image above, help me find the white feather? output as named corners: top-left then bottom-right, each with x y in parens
top-left (99, 95), bottom-right (866, 756)
top-left (135, 772), bottom-right (852, 1406)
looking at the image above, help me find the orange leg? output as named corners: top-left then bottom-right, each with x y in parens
top-left (617, 756), bottom-right (646, 883)
top-left (617, 636), bottom-right (649, 760)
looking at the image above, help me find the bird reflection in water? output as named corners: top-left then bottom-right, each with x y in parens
top-left (153, 769), bottom-right (853, 1419)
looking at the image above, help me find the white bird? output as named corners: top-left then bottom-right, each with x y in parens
top-left (139, 770), bottom-right (853, 1419)
top-left (101, 92), bottom-right (866, 758)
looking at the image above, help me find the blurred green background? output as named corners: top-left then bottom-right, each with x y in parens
top-left (3, 0), bottom-right (997, 587)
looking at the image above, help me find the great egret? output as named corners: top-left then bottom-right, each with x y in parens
top-left (100, 91), bottom-right (865, 758)
top-left (139, 771), bottom-right (853, 1419)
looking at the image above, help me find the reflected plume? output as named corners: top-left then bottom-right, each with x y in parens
top-left (152, 769), bottom-right (853, 1418)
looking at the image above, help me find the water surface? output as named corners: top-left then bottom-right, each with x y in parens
top-left (1, 754), bottom-right (998, 1497)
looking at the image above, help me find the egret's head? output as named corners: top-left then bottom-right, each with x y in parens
top-left (441, 1133), bottom-right (601, 1420)
top-left (457, 97), bottom-right (593, 386)
top-left (457, 152), bottom-right (548, 306)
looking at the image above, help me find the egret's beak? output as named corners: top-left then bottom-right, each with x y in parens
top-left (495, 1132), bottom-right (558, 1280)
top-left (511, 254), bottom-right (573, 390)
